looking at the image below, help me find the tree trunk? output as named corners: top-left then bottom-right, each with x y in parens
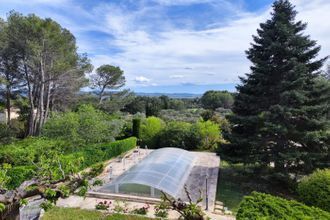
top-left (42, 80), bottom-right (52, 127)
top-left (5, 84), bottom-right (11, 126)
top-left (98, 85), bottom-right (106, 104)
top-left (36, 58), bottom-right (45, 135)
top-left (24, 62), bottom-right (35, 136)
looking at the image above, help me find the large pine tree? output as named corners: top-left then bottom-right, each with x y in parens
top-left (223, 0), bottom-right (330, 175)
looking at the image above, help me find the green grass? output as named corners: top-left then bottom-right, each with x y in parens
top-left (216, 160), bottom-right (298, 214)
top-left (42, 207), bottom-right (154, 220)
top-left (216, 161), bottom-right (246, 213)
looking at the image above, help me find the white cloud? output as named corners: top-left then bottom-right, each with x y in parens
top-left (169, 75), bottom-right (185, 79)
top-left (1, 0), bottom-right (329, 89)
top-left (134, 76), bottom-right (151, 83)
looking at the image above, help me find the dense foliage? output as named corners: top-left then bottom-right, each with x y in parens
top-left (200, 90), bottom-right (234, 110)
top-left (139, 117), bottom-right (223, 150)
top-left (42, 105), bottom-right (123, 144)
top-left (297, 169), bottom-right (330, 211)
top-left (0, 11), bottom-right (92, 136)
top-left (223, 0), bottom-right (330, 175)
top-left (236, 192), bottom-right (330, 220)
top-left (140, 117), bottom-right (165, 148)
top-left (0, 137), bottom-right (136, 189)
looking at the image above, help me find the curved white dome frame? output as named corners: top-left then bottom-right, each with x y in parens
top-left (99, 147), bottom-right (196, 198)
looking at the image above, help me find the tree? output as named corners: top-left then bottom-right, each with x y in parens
top-left (0, 11), bottom-right (92, 136)
top-left (91, 65), bottom-right (125, 104)
top-left (99, 89), bottom-right (134, 114)
top-left (191, 120), bottom-right (221, 150)
top-left (200, 90), bottom-right (234, 110)
top-left (140, 117), bottom-right (165, 148)
top-left (0, 17), bottom-right (23, 125)
top-left (223, 0), bottom-right (330, 175)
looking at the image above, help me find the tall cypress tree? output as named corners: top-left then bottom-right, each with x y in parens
top-left (223, 0), bottom-right (329, 175)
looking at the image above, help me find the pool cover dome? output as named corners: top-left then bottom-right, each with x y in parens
top-left (98, 147), bottom-right (196, 198)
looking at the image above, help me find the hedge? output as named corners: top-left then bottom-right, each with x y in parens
top-left (3, 137), bottom-right (137, 189)
top-left (297, 169), bottom-right (330, 212)
top-left (236, 192), bottom-right (330, 220)
top-left (63, 137), bottom-right (137, 170)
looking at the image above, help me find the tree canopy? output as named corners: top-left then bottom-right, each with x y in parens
top-left (223, 0), bottom-right (330, 175)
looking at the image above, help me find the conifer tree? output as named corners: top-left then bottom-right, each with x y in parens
top-left (223, 0), bottom-right (330, 175)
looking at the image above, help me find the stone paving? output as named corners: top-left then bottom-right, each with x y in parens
top-left (178, 151), bottom-right (220, 211)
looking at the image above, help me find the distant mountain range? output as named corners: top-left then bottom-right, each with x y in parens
top-left (79, 90), bottom-right (201, 99)
top-left (135, 92), bottom-right (201, 98)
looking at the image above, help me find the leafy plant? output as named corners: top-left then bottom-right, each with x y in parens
top-left (95, 200), bottom-right (111, 210)
top-left (131, 204), bottom-right (150, 215)
top-left (297, 169), bottom-right (330, 211)
top-left (19, 199), bottom-right (28, 207)
top-left (77, 186), bottom-right (88, 197)
top-left (44, 188), bottom-right (57, 203)
top-left (0, 163), bottom-right (11, 189)
top-left (92, 179), bottom-right (103, 186)
top-left (236, 191), bottom-right (330, 220)
top-left (40, 200), bottom-right (54, 211)
top-left (88, 163), bottom-right (104, 178)
top-left (113, 200), bottom-right (128, 213)
top-left (58, 184), bottom-right (70, 198)
top-left (154, 199), bottom-right (169, 218)
top-left (161, 185), bottom-right (205, 220)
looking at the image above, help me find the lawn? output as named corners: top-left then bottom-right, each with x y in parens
top-left (42, 207), bottom-right (154, 220)
top-left (216, 161), bottom-right (246, 213)
top-left (216, 160), bottom-right (297, 214)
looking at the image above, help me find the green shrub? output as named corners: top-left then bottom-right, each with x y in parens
top-left (0, 123), bottom-right (16, 144)
top-left (190, 120), bottom-right (221, 150)
top-left (42, 105), bottom-right (123, 144)
top-left (236, 192), bottom-right (330, 220)
top-left (0, 137), bottom-right (136, 189)
top-left (132, 118), bottom-right (141, 139)
top-left (58, 184), bottom-right (70, 198)
top-left (77, 186), bottom-right (88, 197)
top-left (140, 117), bottom-right (165, 148)
top-left (44, 188), bottom-right (57, 202)
top-left (158, 121), bottom-right (193, 149)
top-left (95, 201), bottom-right (110, 210)
top-left (0, 137), bottom-right (68, 165)
top-left (40, 200), bottom-right (54, 211)
top-left (6, 166), bottom-right (35, 189)
top-left (297, 169), bottom-right (330, 212)
top-left (62, 137), bottom-right (137, 171)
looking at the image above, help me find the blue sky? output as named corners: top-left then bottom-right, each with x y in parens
top-left (0, 0), bottom-right (329, 94)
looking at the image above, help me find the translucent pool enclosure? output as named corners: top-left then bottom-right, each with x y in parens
top-left (98, 148), bottom-right (196, 198)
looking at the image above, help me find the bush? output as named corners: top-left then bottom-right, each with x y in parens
top-left (131, 204), bottom-right (150, 215)
top-left (0, 123), bottom-right (16, 144)
top-left (200, 90), bottom-right (234, 110)
top-left (42, 105), bottom-right (123, 144)
top-left (6, 166), bottom-right (35, 189)
top-left (158, 121), bottom-right (193, 150)
top-left (140, 117), bottom-right (165, 148)
top-left (58, 184), bottom-right (70, 198)
top-left (191, 120), bottom-right (221, 150)
top-left (0, 137), bottom-right (68, 165)
top-left (0, 137), bottom-right (136, 189)
top-left (297, 169), bottom-right (330, 212)
top-left (236, 192), bottom-right (330, 220)
top-left (63, 137), bottom-right (137, 171)
top-left (95, 201), bottom-right (110, 210)
top-left (132, 118), bottom-right (141, 139)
